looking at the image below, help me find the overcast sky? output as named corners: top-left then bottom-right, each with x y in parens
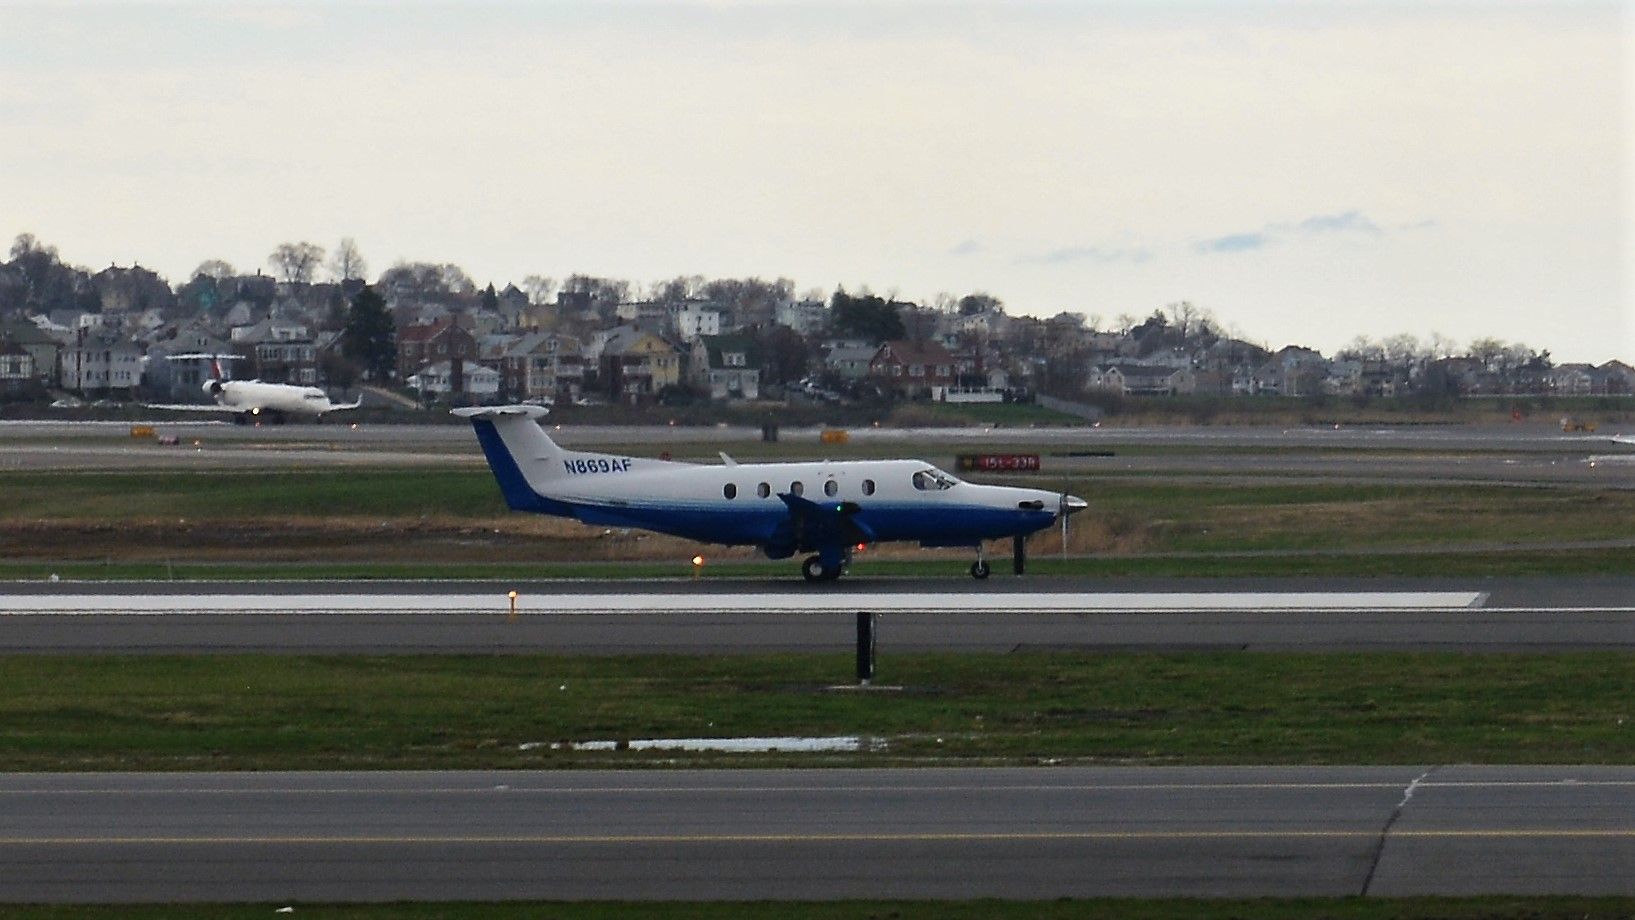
top-left (2, 1), bottom-right (1628, 361)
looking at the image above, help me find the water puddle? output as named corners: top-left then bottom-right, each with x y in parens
top-left (520, 736), bottom-right (877, 753)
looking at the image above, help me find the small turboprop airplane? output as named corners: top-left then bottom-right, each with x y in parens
top-left (146, 355), bottom-right (362, 425)
top-left (454, 404), bottom-right (1088, 581)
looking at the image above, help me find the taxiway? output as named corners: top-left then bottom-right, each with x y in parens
top-left (1, 766), bottom-right (1629, 901)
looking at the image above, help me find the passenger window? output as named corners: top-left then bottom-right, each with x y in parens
top-left (723, 483), bottom-right (737, 499)
top-left (823, 480), bottom-right (838, 497)
top-left (862, 479), bottom-right (875, 496)
top-left (757, 482), bottom-right (771, 498)
top-left (790, 481), bottom-right (804, 496)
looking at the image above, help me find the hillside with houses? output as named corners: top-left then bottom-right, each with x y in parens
top-left (1, 234), bottom-right (1630, 414)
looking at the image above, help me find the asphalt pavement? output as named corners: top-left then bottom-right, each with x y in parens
top-left (0, 766), bottom-right (1629, 902)
top-left (1, 577), bottom-right (1631, 653)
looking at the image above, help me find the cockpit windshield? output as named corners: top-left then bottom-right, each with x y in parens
top-left (911, 467), bottom-right (961, 491)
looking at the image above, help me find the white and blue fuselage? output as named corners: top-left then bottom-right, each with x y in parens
top-left (455, 405), bottom-right (1086, 580)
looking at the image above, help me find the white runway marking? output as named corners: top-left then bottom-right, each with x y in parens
top-left (0, 591), bottom-right (1487, 615)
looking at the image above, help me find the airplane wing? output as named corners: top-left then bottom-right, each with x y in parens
top-left (778, 492), bottom-right (877, 547)
top-left (142, 403), bottom-right (236, 413)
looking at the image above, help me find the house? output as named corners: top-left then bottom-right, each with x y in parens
top-left (1254, 346), bottom-right (1329, 396)
top-left (59, 329), bottom-right (143, 394)
top-left (1088, 363), bottom-right (1196, 396)
top-left (0, 340), bottom-right (37, 398)
top-left (690, 334), bottom-right (761, 400)
top-left (495, 284), bottom-right (532, 329)
top-left (499, 332), bottom-right (585, 403)
top-left (869, 340), bottom-right (957, 397)
top-left (775, 299), bottom-right (829, 337)
top-left (1599, 361), bottom-right (1635, 395)
top-left (232, 317), bottom-right (316, 385)
top-left (673, 302), bottom-right (723, 341)
top-left (599, 326), bottom-right (682, 403)
top-left (142, 319), bottom-right (235, 401)
top-left (824, 343), bottom-right (879, 380)
top-left (0, 320), bottom-right (62, 387)
top-left (1547, 363), bottom-right (1596, 396)
top-left (407, 360), bottom-right (501, 402)
top-left (1324, 359), bottom-right (1364, 396)
top-left (396, 318), bottom-right (480, 387)
top-left (614, 300), bottom-right (670, 328)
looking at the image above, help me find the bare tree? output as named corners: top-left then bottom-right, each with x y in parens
top-left (1382, 333), bottom-right (1425, 372)
top-left (651, 275), bottom-right (705, 305)
top-left (9, 232), bottom-right (56, 261)
top-left (328, 238), bottom-right (367, 281)
top-left (1164, 300), bottom-right (1216, 342)
top-left (268, 242), bottom-right (326, 285)
top-left (521, 274), bottom-right (556, 305)
top-left (191, 259), bottom-right (236, 279)
top-left (1467, 337), bottom-right (1506, 373)
top-left (1339, 335), bottom-right (1384, 361)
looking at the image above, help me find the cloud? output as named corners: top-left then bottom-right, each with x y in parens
top-left (948, 239), bottom-right (983, 257)
top-left (1195, 210), bottom-right (1406, 255)
top-left (1194, 232), bottom-right (1271, 254)
top-left (1026, 245), bottom-right (1151, 265)
top-left (1293, 210), bottom-right (1382, 235)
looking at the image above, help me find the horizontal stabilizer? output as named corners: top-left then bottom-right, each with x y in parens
top-left (451, 405), bottom-right (550, 420)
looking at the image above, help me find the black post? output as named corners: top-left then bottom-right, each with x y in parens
top-left (855, 611), bottom-right (876, 685)
top-left (1012, 534), bottom-right (1026, 575)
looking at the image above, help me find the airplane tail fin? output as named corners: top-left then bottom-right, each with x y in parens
top-left (451, 405), bottom-right (566, 512)
top-left (452, 405), bottom-right (689, 514)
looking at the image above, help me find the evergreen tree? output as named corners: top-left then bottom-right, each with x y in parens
top-left (830, 289), bottom-right (905, 343)
top-left (342, 285), bottom-right (396, 382)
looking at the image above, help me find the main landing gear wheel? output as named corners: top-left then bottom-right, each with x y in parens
top-left (802, 555), bottom-right (839, 582)
top-left (970, 560), bottom-right (991, 580)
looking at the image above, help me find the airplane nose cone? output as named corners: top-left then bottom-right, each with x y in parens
top-left (1061, 494), bottom-right (1088, 516)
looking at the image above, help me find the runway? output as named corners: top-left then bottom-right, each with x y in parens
top-left (0, 577), bottom-right (1630, 653)
top-left (1, 766), bottom-right (1630, 901)
top-left (3, 419), bottom-right (1632, 486)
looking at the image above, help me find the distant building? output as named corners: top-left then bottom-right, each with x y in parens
top-left (60, 329), bottom-right (142, 394)
top-left (690, 334), bottom-right (761, 400)
top-left (0, 320), bottom-right (61, 388)
top-left (870, 339), bottom-right (956, 397)
top-left (499, 331), bottom-right (585, 404)
top-left (396, 318), bottom-right (479, 390)
top-left (823, 343), bottom-right (878, 380)
top-left (775, 299), bottom-right (829, 337)
top-left (232, 318), bottom-right (316, 385)
top-left (0, 340), bottom-right (37, 399)
top-left (1087, 363), bottom-right (1196, 396)
top-left (599, 326), bottom-right (682, 403)
top-left (408, 360), bottom-right (500, 401)
top-left (673, 302), bottom-right (723, 342)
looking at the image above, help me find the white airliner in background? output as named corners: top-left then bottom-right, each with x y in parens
top-left (146, 355), bottom-right (362, 424)
top-left (455, 404), bottom-right (1087, 581)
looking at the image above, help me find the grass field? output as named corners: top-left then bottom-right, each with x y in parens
top-left (3, 469), bottom-right (1633, 574)
top-left (2, 897), bottom-right (1633, 920)
top-left (2, 652), bottom-right (1629, 771)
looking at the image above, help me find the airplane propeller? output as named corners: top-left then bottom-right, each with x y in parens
top-left (1057, 482), bottom-right (1087, 559)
